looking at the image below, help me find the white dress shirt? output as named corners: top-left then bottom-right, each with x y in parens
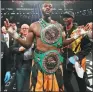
top-left (3, 33), bottom-right (9, 48)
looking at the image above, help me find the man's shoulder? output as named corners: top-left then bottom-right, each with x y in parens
top-left (28, 21), bottom-right (40, 33)
top-left (52, 20), bottom-right (62, 26)
top-left (51, 20), bottom-right (57, 24)
top-left (30, 21), bottom-right (40, 27)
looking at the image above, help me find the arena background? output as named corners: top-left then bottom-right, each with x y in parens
top-left (1, 0), bottom-right (93, 92)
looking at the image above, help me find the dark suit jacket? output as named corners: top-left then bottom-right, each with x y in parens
top-left (1, 40), bottom-right (11, 86)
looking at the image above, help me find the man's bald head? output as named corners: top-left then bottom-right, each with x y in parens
top-left (42, 1), bottom-right (53, 8)
top-left (20, 24), bottom-right (29, 36)
top-left (21, 24), bottom-right (29, 29)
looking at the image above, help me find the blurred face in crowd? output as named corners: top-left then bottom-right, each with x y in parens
top-left (20, 24), bottom-right (29, 37)
top-left (42, 3), bottom-right (53, 17)
top-left (2, 26), bottom-right (7, 33)
top-left (63, 17), bottom-right (73, 26)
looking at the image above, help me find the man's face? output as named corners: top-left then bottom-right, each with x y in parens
top-left (42, 3), bottom-right (53, 17)
top-left (20, 24), bottom-right (29, 36)
top-left (2, 26), bottom-right (7, 33)
top-left (63, 17), bottom-right (73, 26)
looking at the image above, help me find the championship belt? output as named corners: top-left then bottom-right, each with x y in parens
top-left (34, 50), bottom-right (64, 74)
top-left (40, 19), bottom-right (63, 48)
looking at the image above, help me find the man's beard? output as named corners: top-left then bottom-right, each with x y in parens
top-left (42, 11), bottom-right (52, 17)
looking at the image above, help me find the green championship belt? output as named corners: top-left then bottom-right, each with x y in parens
top-left (39, 19), bottom-right (63, 48)
top-left (34, 50), bottom-right (64, 74)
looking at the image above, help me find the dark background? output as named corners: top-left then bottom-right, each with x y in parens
top-left (1, 0), bottom-right (93, 28)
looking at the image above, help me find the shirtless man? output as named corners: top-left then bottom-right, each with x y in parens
top-left (4, 2), bottom-right (88, 92)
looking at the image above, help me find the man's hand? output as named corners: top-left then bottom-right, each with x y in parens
top-left (4, 18), bottom-right (19, 39)
top-left (71, 24), bottom-right (92, 40)
top-left (71, 28), bottom-right (87, 39)
top-left (4, 71), bottom-right (11, 83)
top-left (19, 46), bottom-right (26, 51)
top-left (84, 22), bottom-right (93, 31)
top-left (84, 22), bottom-right (93, 39)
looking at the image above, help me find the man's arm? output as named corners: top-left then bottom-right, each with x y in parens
top-left (60, 24), bottom-right (80, 47)
top-left (62, 22), bottom-right (93, 47)
top-left (62, 30), bottom-right (77, 47)
top-left (68, 36), bottom-right (92, 64)
top-left (6, 22), bottom-right (34, 49)
top-left (62, 30), bottom-right (91, 47)
top-left (59, 24), bottom-right (75, 47)
top-left (16, 23), bottom-right (35, 48)
top-left (63, 38), bottom-right (75, 47)
top-left (4, 18), bottom-right (35, 49)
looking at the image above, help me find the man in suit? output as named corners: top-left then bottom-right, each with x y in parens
top-left (1, 38), bottom-right (11, 91)
top-left (11, 24), bottom-right (33, 91)
top-left (1, 25), bottom-right (15, 91)
top-left (1, 25), bottom-right (14, 48)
